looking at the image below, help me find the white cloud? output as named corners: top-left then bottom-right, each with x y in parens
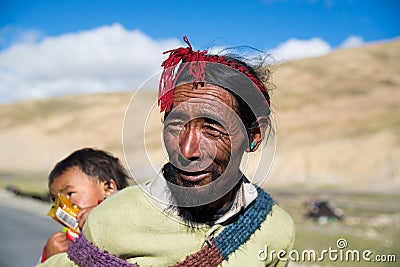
top-left (0, 24), bottom-right (182, 104)
top-left (0, 26), bottom-right (44, 48)
top-left (269, 35), bottom-right (367, 62)
top-left (0, 28), bottom-right (367, 104)
top-left (270, 37), bottom-right (332, 62)
top-left (339, 35), bottom-right (364, 48)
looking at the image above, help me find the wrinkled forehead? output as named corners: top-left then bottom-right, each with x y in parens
top-left (171, 83), bottom-right (238, 112)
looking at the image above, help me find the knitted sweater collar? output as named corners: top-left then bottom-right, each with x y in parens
top-left (145, 175), bottom-right (258, 226)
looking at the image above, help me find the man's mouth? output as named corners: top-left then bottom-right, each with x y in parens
top-left (177, 169), bottom-right (210, 183)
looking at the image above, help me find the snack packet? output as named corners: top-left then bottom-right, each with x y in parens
top-left (47, 193), bottom-right (80, 237)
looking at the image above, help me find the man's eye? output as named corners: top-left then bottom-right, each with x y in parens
top-left (204, 125), bottom-right (223, 137)
top-left (165, 121), bottom-right (184, 132)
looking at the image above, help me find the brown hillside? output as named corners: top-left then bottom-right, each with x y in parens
top-left (269, 39), bottom-right (400, 191)
top-left (0, 39), bottom-right (399, 192)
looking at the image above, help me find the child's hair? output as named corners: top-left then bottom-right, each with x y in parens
top-left (48, 148), bottom-right (131, 190)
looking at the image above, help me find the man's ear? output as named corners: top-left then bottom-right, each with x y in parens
top-left (247, 117), bottom-right (268, 152)
top-left (103, 179), bottom-right (117, 196)
top-left (247, 128), bottom-right (262, 152)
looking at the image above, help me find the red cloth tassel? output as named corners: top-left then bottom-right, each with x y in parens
top-left (158, 36), bottom-right (270, 112)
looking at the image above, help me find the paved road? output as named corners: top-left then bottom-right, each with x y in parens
top-left (0, 199), bottom-right (60, 267)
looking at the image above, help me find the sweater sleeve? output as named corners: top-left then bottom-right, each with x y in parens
top-left (35, 251), bottom-right (78, 267)
top-left (268, 227), bottom-right (296, 267)
top-left (262, 204), bottom-right (296, 267)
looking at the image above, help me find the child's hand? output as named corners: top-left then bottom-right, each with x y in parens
top-left (76, 205), bottom-right (96, 229)
top-left (45, 231), bottom-right (69, 258)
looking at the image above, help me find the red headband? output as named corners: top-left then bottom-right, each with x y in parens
top-left (158, 36), bottom-right (270, 112)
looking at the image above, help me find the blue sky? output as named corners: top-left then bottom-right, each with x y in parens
top-left (0, 0), bottom-right (399, 103)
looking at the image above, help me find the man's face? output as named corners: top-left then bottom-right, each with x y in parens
top-left (163, 83), bottom-right (248, 192)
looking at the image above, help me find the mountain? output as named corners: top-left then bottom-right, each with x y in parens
top-left (270, 39), bottom-right (400, 191)
top-left (1, 39), bottom-right (399, 192)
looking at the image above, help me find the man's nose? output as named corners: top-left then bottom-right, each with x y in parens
top-left (180, 124), bottom-right (202, 161)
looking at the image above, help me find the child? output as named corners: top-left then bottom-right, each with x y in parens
top-left (40, 147), bottom-right (131, 263)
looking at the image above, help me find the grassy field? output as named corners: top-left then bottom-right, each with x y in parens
top-left (268, 188), bottom-right (400, 267)
top-left (0, 171), bottom-right (48, 195)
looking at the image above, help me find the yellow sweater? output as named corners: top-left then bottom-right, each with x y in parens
top-left (37, 185), bottom-right (295, 267)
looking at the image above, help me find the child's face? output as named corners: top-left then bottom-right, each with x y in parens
top-left (49, 166), bottom-right (110, 208)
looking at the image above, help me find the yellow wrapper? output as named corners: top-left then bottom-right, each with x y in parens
top-left (47, 193), bottom-right (80, 234)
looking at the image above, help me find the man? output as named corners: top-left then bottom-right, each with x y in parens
top-left (37, 36), bottom-right (295, 266)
